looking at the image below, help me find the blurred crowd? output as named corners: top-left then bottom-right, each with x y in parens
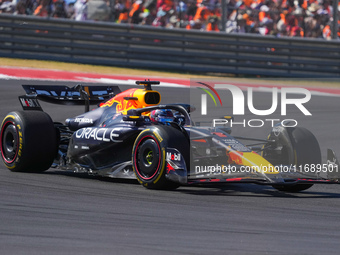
top-left (0, 0), bottom-right (339, 39)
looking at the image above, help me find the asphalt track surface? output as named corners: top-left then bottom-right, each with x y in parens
top-left (1, 79), bottom-right (340, 255)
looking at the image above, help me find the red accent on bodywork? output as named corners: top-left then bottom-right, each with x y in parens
top-left (166, 163), bottom-right (175, 174)
top-left (192, 139), bottom-right (207, 143)
top-left (296, 178), bottom-right (330, 182)
top-left (213, 132), bottom-right (227, 137)
top-left (228, 151), bottom-right (243, 165)
top-left (226, 178), bottom-right (242, 182)
top-left (101, 88), bottom-right (138, 111)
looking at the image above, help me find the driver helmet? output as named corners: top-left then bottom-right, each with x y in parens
top-left (150, 109), bottom-right (174, 124)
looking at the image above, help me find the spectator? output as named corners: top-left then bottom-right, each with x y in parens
top-left (14, 0), bottom-right (28, 14)
top-left (0, 0), bottom-right (16, 13)
top-left (33, 0), bottom-right (51, 17)
top-left (1, 0), bottom-right (339, 39)
top-left (206, 15), bottom-right (219, 31)
top-left (323, 23), bottom-right (332, 39)
top-left (140, 0), bottom-right (157, 25)
top-left (74, 0), bottom-right (87, 20)
top-left (116, 0), bottom-right (130, 23)
top-left (51, 0), bottom-right (68, 18)
top-left (129, 0), bottom-right (144, 24)
top-left (64, 0), bottom-right (76, 17)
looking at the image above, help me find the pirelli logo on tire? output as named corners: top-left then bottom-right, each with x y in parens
top-left (17, 124), bottom-right (23, 160)
top-left (153, 131), bottom-right (163, 142)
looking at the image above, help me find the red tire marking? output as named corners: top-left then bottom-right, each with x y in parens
top-left (0, 120), bottom-right (19, 164)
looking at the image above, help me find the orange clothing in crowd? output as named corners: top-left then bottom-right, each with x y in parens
top-left (258, 11), bottom-right (265, 22)
top-left (118, 12), bottom-right (128, 22)
top-left (118, 0), bottom-right (131, 23)
top-left (206, 23), bottom-right (219, 31)
top-left (129, 2), bottom-right (141, 18)
top-left (301, 0), bottom-right (307, 9)
top-left (280, 13), bottom-right (286, 24)
top-left (164, 0), bottom-right (174, 8)
top-left (323, 24), bottom-right (331, 39)
top-left (243, 13), bottom-right (253, 26)
top-left (33, 5), bottom-right (49, 17)
top-left (196, 0), bottom-right (203, 7)
top-left (290, 26), bottom-right (303, 37)
top-left (243, 0), bottom-right (253, 7)
top-left (194, 6), bottom-right (210, 21)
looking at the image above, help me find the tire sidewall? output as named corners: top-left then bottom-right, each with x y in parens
top-left (1, 112), bottom-right (25, 171)
top-left (132, 127), bottom-right (167, 187)
top-left (265, 125), bottom-right (321, 192)
top-left (286, 126), bottom-right (321, 166)
top-left (264, 126), bottom-right (321, 167)
top-left (132, 125), bottom-right (190, 189)
top-left (1, 111), bottom-right (57, 172)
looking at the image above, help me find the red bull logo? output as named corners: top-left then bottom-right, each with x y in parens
top-left (100, 88), bottom-right (160, 114)
top-left (227, 151), bottom-right (244, 165)
top-left (101, 89), bottom-right (139, 112)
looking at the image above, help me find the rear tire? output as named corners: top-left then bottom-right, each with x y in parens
top-left (0, 111), bottom-right (57, 172)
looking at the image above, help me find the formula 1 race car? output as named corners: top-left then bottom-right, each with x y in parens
top-left (1, 81), bottom-right (339, 192)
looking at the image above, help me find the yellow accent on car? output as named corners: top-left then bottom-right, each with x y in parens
top-left (153, 131), bottom-right (163, 143)
top-left (1, 115), bottom-right (15, 126)
top-left (241, 152), bottom-right (280, 174)
top-left (294, 149), bottom-right (297, 166)
top-left (84, 86), bottom-right (90, 99)
top-left (153, 148), bottom-right (166, 184)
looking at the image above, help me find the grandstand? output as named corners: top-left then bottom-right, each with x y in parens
top-left (0, 0), bottom-right (339, 39)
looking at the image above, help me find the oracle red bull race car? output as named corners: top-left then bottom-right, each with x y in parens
top-left (1, 80), bottom-right (339, 192)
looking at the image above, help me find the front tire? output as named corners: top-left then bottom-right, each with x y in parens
top-left (0, 111), bottom-right (57, 172)
top-left (132, 126), bottom-right (189, 190)
top-left (263, 126), bottom-right (321, 192)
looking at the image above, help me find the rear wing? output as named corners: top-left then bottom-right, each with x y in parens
top-left (19, 84), bottom-right (121, 112)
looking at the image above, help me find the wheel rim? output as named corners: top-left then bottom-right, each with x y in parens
top-left (145, 150), bottom-right (153, 165)
top-left (1, 121), bottom-right (19, 164)
top-left (134, 136), bottom-right (161, 180)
